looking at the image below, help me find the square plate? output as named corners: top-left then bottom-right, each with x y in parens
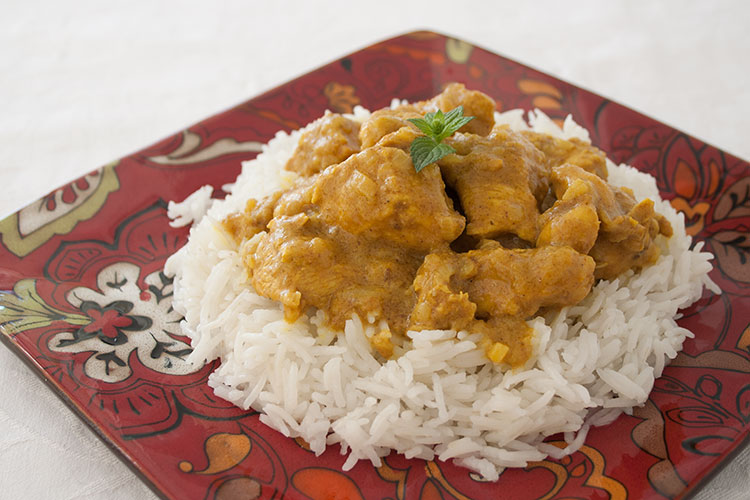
top-left (1, 31), bottom-right (748, 499)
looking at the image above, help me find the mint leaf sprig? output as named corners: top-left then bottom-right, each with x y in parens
top-left (408, 106), bottom-right (474, 173)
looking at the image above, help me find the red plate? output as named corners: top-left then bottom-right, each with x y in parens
top-left (1, 31), bottom-right (748, 500)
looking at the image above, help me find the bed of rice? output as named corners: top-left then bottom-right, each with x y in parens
top-left (164, 104), bottom-right (718, 480)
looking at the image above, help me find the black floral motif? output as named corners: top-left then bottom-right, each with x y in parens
top-left (148, 272), bottom-right (174, 304)
top-left (149, 332), bottom-right (192, 360)
top-left (95, 351), bottom-right (128, 376)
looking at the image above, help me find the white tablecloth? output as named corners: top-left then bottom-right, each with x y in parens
top-left (1, 1), bottom-right (748, 498)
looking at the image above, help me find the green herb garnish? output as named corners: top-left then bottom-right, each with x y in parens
top-left (407, 106), bottom-right (474, 172)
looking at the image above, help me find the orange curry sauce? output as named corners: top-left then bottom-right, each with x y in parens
top-left (223, 84), bottom-right (672, 367)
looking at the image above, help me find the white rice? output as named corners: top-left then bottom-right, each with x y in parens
top-left (167, 184), bottom-right (214, 228)
top-left (164, 106), bottom-right (718, 480)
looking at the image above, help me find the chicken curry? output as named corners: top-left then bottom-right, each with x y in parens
top-left (223, 84), bottom-right (672, 367)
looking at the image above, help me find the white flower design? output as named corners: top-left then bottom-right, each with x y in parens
top-left (51, 262), bottom-right (199, 382)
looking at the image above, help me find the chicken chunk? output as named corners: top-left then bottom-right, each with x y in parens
top-left (431, 83), bottom-right (496, 136)
top-left (285, 111), bottom-right (361, 176)
top-left (223, 190), bottom-right (283, 243)
top-left (312, 146), bottom-right (465, 253)
top-left (359, 83), bottom-right (496, 148)
top-left (438, 128), bottom-right (548, 242)
top-left (244, 213), bottom-right (421, 343)
top-left (411, 246), bottom-right (595, 366)
top-left (522, 131), bottom-right (608, 179)
top-left (359, 106), bottom-right (424, 149)
top-left (222, 175), bottom-right (318, 243)
top-left (539, 164), bottom-right (673, 280)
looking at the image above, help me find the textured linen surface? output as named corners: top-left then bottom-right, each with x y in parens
top-left (1, 1), bottom-right (748, 498)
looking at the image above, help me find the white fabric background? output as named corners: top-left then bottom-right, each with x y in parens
top-left (1, 1), bottom-right (748, 498)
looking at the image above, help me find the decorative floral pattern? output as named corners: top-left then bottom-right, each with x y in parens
top-left (527, 444), bottom-right (628, 500)
top-left (518, 79), bottom-right (564, 112)
top-left (445, 38), bottom-right (474, 64)
top-left (51, 262), bottom-right (194, 382)
top-left (323, 82), bottom-right (360, 113)
top-left (0, 279), bottom-right (88, 336)
top-left (146, 129), bottom-right (262, 166)
top-left (0, 163), bottom-right (119, 257)
top-left (1, 202), bottom-right (245, 442)
top-left (0, 31), bottom-right (747, 500)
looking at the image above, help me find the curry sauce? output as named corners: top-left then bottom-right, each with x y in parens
top-left (223, 84), bottom-right (672, 367)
